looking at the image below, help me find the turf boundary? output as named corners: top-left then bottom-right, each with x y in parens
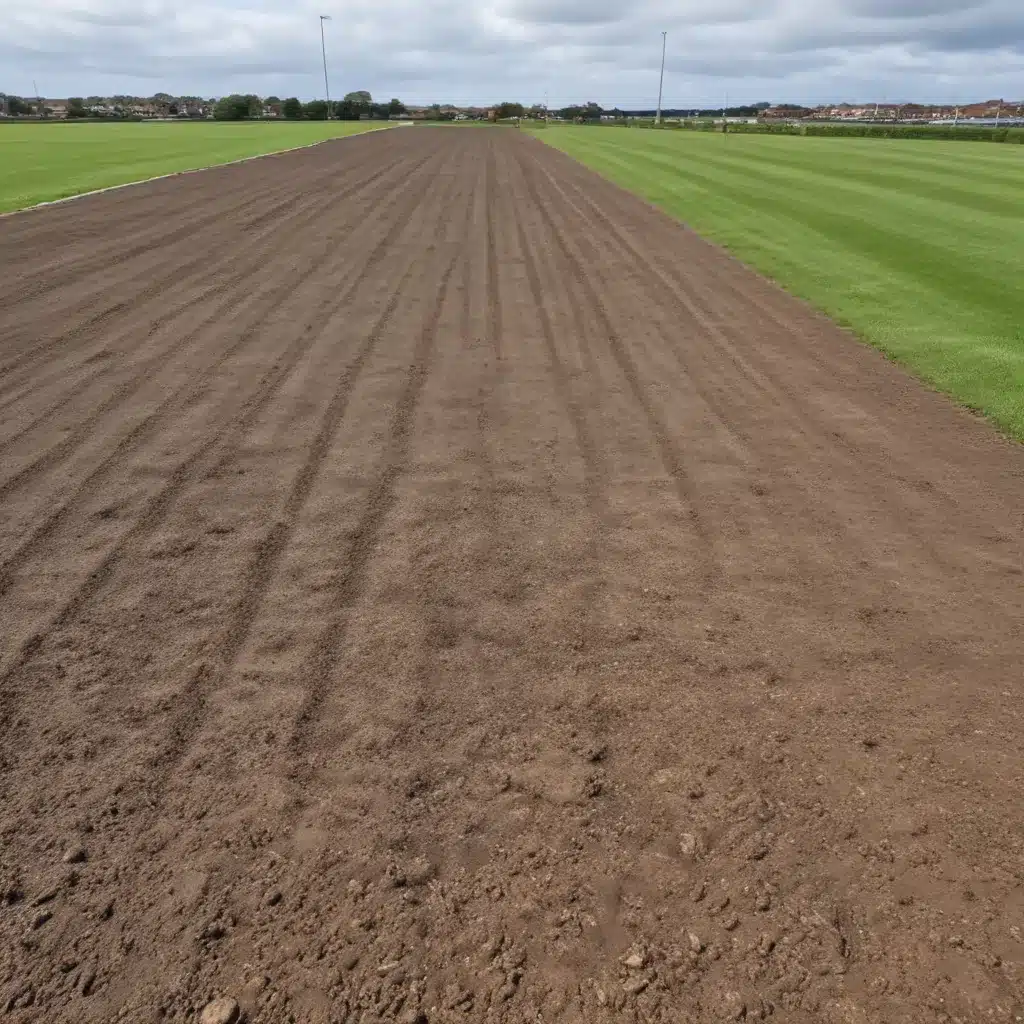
top-left (0, 124), bottom-right (396, 219)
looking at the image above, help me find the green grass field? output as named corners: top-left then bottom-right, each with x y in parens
top-left (530, 126), bottom-right (1024, 440)
top-left (0, 121), bottom-right (384, 213)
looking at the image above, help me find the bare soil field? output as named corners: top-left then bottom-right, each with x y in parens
top-left (1, 126), bottom-right (1022, 1024)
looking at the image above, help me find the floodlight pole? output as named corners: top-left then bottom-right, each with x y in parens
top-left (320, 15), bottom-right (332, 120)
top-left (655, 31), bottom-right (666, 125)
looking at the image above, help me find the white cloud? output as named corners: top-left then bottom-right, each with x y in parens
top-left (2, 0), bottom-right (1022, 105)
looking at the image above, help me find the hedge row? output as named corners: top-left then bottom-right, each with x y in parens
top-left (631, 119), bottom-right (1024, 143)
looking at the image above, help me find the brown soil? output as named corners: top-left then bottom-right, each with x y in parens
top-left (1, 126), bottom-right (1022, 1024)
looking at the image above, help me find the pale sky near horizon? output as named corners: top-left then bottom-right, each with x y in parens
top-left (3, 0), bottom-right (1023, 107)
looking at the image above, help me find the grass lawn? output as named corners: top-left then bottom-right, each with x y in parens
top-left (0, 121), bottom-right (385, 213)
top-left (530, 126), bottom-right (1024, 441)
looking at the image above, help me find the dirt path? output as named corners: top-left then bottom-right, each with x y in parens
top-left (1, 126), bottom-right (1022, 1024)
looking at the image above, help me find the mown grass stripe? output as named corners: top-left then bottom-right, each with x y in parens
top-left (0, 121), bottom-right (384, 213)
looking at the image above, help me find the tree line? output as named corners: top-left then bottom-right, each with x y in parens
top-left (0, 91), bottom-right (406, 121)
top-left (213, 91), bottom-right (406, 121)
top-left (489, 101), bottom-right (773, 121)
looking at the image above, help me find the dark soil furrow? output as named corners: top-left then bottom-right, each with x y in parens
top-left (0, 145), bottom-right (444, 530)
top-left (533, 153), bottom-right (981, 584)
top-left (286, 254), bottom-right (461, 759)
top-left (516, 147), bottom-right (718, 579)
top-left (0, 138), bottom-right (420, 391)
top-left (0, 147), bottom-right (448, 687)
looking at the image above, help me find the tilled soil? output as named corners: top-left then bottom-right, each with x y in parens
top-left (1, 126), bottom-right (1023, 1024)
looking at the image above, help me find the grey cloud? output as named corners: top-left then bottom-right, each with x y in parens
top-left (504, 0), bottom-right (768, 28)
top-left (666, 51), bottom-right (834, 79)
top-left (2, 0), bottom-right (1022, 107)
top-left (778, 14), bottom-right (1023, 57)
top-left (845, 0), bottom-right (986, 17)
top-left (503, 0), bottom-right (628, 27)
top-left (69, 11), bottom-right (163, 27)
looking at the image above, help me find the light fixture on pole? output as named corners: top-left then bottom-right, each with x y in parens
top-left (656, 32), bottom-right (667, 125)
top-left (319, 15), bottom-right (332, 120)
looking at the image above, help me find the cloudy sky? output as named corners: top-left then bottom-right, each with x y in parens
top-left (4, 0), bottom-right (1023, 106)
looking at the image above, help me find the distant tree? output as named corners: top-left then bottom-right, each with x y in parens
top-left (557, 101), bottom-right (602, 122)
top-left (264, 95), bottom-right (281, 105)
top-left (66, 97), bottom-right (88, 118)
top-left (335, 99), bottom-right (362, 120)
top-left (214, 94), bottom-right (256, 120)
top-left (304, 99), bottom-right (328, 120)
top-left (282, 97), bottom-right (303, 119)
top-left (338, 91), bottom-right (372, 119)
top-left (388, 98), bottom-right (406, 117)
top-left (494, 101), bottom-right (524, 120)
top-left (1, 94), bottom-right (31, 116)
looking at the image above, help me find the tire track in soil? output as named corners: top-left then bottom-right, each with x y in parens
top-left (505, 155), bottom-right (610, 638)
top-left (0, 146), bottom-right (449, 699)
top-left (285, 254), bottom-right (462, 772)
top-left (0, 138), bottom-right (411, 391)
top-left (0, 139), bottom-right (464, 834)
top-left (153, 231), bottom-right (449, 787)
top-left (531, 149), bottom-right (944, 615)
top-left (521, 151), bottom-right (865, 590)
top-left (0, 145), bottom-right (445, 569)
top-left (0, 142), bottom-right (420, 401)
top-left (88, 151), bottom-right (475, 1021)
top-left (529, 151), bottom-right (975, 585)
top-left (0, 133), bottom-right (397, 323)
top-left (0, 176), bottom-right (299, 315)
top-left (485, 141), bottom-right (504, 366)
top-left (0, 149), bottom-right (403, 413)
top-left (541, 150), bottom-right (971, 503)
top-left (0, 172), bottom-right (470, 1024)
top-left (0, 146), bottom-right (432, 464)
top-left (524, 153), bottom-right (757, 462)
top-left (513, 146), bottom-right (718, 587)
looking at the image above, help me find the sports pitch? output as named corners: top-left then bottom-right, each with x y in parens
top-left (0, 120), bottom-right (381, 213)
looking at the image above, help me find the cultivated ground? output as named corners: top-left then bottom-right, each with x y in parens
top-left (1, 126), bottom-right (1023, 1024)
top-left (533, 127), bottom-right (1024, 439)
top-left (0, 121), bottom-right (381, 213)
